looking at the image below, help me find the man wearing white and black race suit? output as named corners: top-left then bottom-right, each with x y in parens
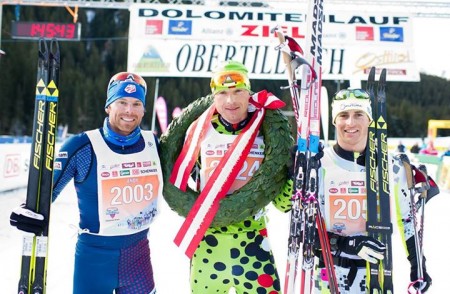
top-left (312, 88), bottom-right (435, 293)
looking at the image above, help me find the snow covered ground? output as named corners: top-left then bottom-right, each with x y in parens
top-left (1, 183), bottom-right (449, 293)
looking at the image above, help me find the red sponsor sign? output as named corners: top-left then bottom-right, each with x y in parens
top-left (3, 154), bottom-right (21, 177)
top-left (101, 172), bottom-right (111, 177)
top-left (145, 20), bottom-right (163, 35)
top-left (351, 180), bottom-right (365, 186)
top-left (355, 26), bottom-right (374, 41)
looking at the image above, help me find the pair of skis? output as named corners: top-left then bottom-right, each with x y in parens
top-left (274, 0), bottom-right (338, 292)
top-left (365, 66), bottom-right (394, 293)
top-left (18, 38), bottom-right (60, 294)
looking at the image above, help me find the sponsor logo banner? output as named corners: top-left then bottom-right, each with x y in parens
top-left (128, 4), bottom-right (418, 81)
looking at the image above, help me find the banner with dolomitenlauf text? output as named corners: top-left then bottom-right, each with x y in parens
top-left (128, 4), bottom-right (419, 81)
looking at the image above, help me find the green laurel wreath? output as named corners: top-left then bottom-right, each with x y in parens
top-left (159, 95), bottom-right (293, 227)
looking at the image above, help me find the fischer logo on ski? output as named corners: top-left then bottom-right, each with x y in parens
top-left (365, 67), bottom-right (394, 294)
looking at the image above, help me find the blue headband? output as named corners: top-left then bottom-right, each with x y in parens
top-left (105, 81), bottom-right (146, 108)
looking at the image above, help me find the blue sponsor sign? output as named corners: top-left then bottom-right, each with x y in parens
top-left (379, 27), bottom-right (404, 42)
top-left (168, 20), bottom-right (192, 35)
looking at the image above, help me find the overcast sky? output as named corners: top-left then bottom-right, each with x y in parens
top-left (412, 17), bottom-right (450, 79)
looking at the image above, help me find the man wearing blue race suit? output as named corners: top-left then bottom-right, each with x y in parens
top-left (11, 72), bottom-right (163, 294)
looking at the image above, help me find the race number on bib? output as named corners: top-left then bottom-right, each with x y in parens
top-left (329, 194), bottom-right (366, 235)
top-left (99, 174), bottom-right (159, 234)
top-left (205, 156), bottom-right (262, 193)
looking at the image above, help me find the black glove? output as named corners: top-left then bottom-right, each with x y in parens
top-left (10, 204), bottom-right (45, 235)
top-left (335, 235), bottom-right (386, 264)
top-left (424, 175), bottom-right (440, 204)
top-left (407, 237), bottom-right (432, 292)
top-left (313, 142), bottom-right (325, 162)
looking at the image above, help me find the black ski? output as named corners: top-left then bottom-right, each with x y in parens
top-left (18, 38), bottom-right (60, 294)
top-left (365, 67), bottom-right (393, 294)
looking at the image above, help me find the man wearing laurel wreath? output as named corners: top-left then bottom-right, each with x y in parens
top-left (161, 60), bottom-right (294, 293)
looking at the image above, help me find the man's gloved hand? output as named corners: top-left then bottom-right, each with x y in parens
top-left (313, 142), bottom-right (325, 162)
top-left (409, 255), bottom-right (432, 293)
top-left (287, 143), bottom-right (324, 180)
top-left (10, 204), bottom-right (45, 235)
top-left (335, 235), bottom-right (386, 264)
top-left (407, 237), bottom-right (432, 292)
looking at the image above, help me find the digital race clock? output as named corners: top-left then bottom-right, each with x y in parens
top-left (11, 21), bottom-right (81, 41)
